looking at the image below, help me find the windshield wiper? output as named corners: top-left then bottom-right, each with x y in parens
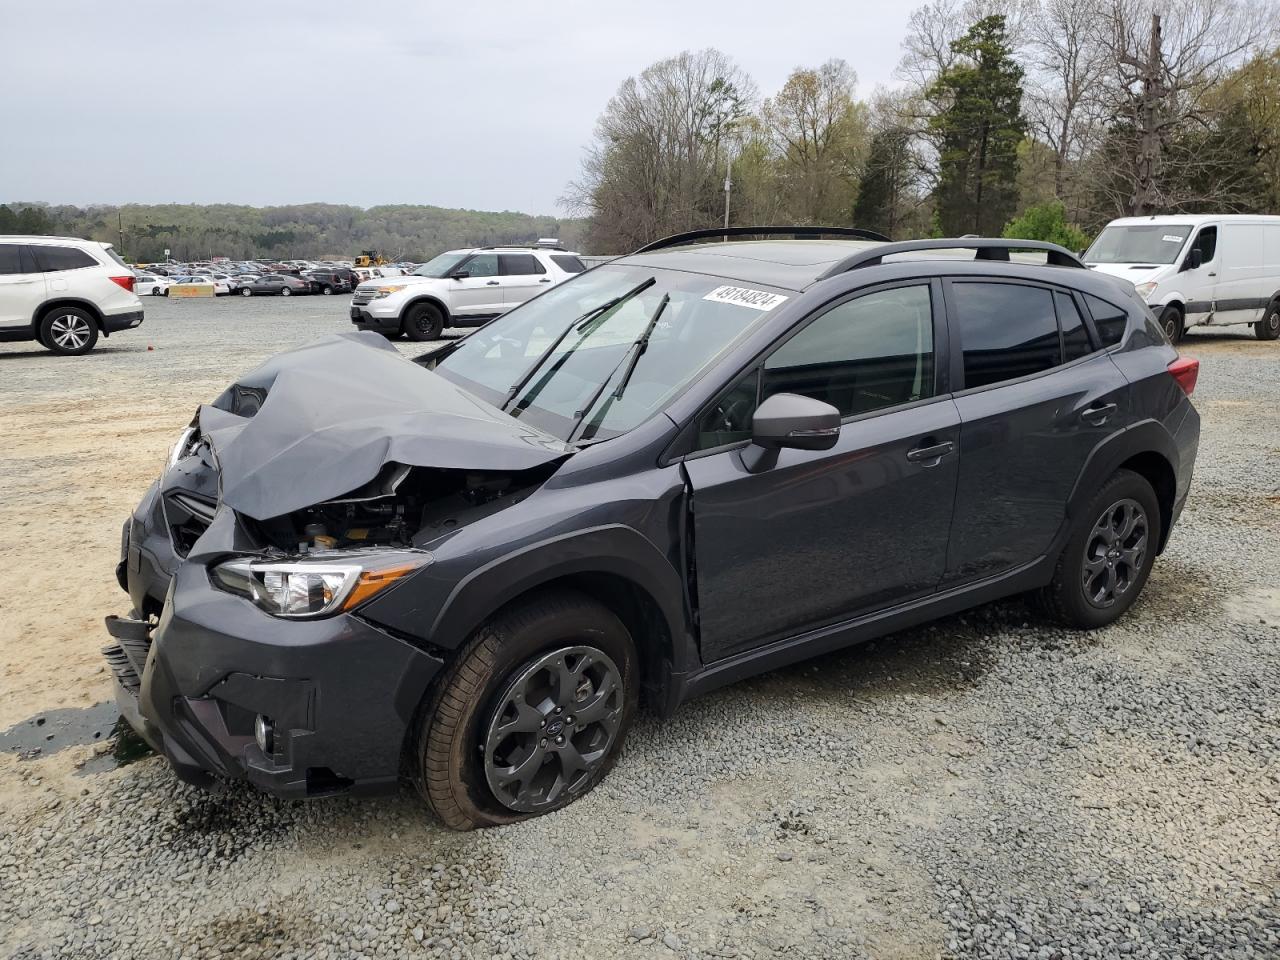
top-left (501, 276), bottom-right (656, 412)
top-left (569, 292), bottom-right (671, 443)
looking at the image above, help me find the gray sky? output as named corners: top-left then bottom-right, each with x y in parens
top-left (3, 1), bottom-right (915, 216)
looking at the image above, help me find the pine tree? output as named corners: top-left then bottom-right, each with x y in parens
top-left (852, 127), bottom-right (914, 239)
top-left (928, 16), bottom-right (1025, 236)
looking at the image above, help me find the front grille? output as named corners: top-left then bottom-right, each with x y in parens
top-left (351, 289), bottom-right (376, 305)
top-left (103, 643), bottom-right (141, 694)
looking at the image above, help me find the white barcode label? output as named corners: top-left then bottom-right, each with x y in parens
top-left (702, 285), bottom-right (789, 311)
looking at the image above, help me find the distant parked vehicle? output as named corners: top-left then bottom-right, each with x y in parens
top-left (303, 270), bottom-right (352, 295)
top-left (134, 274), bottom-right (175, 297)
top-left (239, 274), bottom-right (310, 297)
top-left (173, 275), bottom-right (231, 296)
top-left (1086, 214), bottom-right (1280, 342)
top-left (0, 235), bottom-right (143, 355)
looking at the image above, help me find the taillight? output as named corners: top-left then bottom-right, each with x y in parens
top-left (1168, 356), bottom-right (1199, 396)
top-left (110, 275), bottom-right (135, 292)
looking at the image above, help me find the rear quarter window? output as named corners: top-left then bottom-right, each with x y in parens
top-left (32, 245), bottom-right (98, 271)
top-left (1084, 294), bottom-right (1129, 348)
top-left (550, 254), bottom-right (586, 273)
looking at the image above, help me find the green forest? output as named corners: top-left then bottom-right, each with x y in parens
top-left (0, 202), bottom-right (585, 263)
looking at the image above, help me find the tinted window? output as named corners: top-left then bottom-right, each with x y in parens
top-left (953, 282), bottom-right (1059, 389)
top-left (1055, 292), bottom-right (1093, 362)
top-left (1191, 226), bottom-right (1217, 263)
top-left (0, 244), bottom-right (23, 275)
top-left (697, 369), bottom-right (760, 450)
top-left (763, 284), bottom-right (934, 417)
top-left (1085, 294), bottom-right (1128, 348)
top-left (551, 255), bottom-right (586, 273)
top-left (460, 253), bottom-right (498, 278)
top-left (499, 254), bottom-right (545, 276)
top-left (33, 245), bottom-right (97, 272)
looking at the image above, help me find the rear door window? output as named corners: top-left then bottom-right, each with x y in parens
top-left (0, 244), bottom-right (23, 275)
top-left (32, 245), bottom-right (98, 271)
top-left (499, 254), bottom-right (545, 276)
top-left (1055, 291), bottom-right (1094, 362)
top-left (951, 282), bottom-right (1060, 389)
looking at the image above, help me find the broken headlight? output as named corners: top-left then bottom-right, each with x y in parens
top-left (166, 426), bottom-right (197, 470)
top-left (211, 552), bottom-right (430, 618)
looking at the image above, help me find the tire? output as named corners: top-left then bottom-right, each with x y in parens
top-left (161, 288), bottom-right (169, 297)
top-left (241, 288), bottom-right (252, 297)
top-left (412, 590), bottom-right (639, 830)
top-left (1256, 301), bottom-right (1280, 341)
top-left (404, 301), bottom-right (445, 341)
top-left (1039, 469), bottom-right (1162, 630)
top-left (321, 285), bottom-right (333, 295)
top-left (1158, 305), bottom-right (1183, 344)
top-left (152, 287), bottom-right (164, 297)
top-left (280, 286), bottom-right (292, 297)
top-left (40, 308), bottom-right (99, 356)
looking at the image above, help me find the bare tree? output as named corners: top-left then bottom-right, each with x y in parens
top-left (564, 50), bottom-right (756, 253)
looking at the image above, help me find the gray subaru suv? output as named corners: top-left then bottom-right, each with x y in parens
top-left (106, 229), bottom-right (1200, 829)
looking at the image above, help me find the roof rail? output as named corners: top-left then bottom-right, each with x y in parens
top-left (632, 225), bottom-right (891, 254)
top-left (480, 244), bottom-right (567, 251)
top-left (816, 238), bottom-right (1085, 280)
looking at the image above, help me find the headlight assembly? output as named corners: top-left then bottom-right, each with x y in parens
top-left (211, 552), bottom-right (430, 618)
top-left (166, 426), bottom-right (197, 471)
top-left (373, 285), bottom-right (406, 299)
top-left (1133, 281), bottom-right (1158, 299)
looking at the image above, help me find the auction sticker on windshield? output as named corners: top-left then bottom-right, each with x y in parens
top-left (703, 285), bottom-right (789, 311)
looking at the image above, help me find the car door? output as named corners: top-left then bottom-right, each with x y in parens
top-left (498, 253), bottom-right (553, 310)
top-left (1178, 224), bottom-right (1218, 327)
top-left (682, 281), bottom-right (961, 662)
top-left (1213, 222), bottom-right (1267, 325)
top-left (447, 253), bottom-right (502, 317)
top-left (0, 244), bottom-right (45, 332)
top-left (942, 280), bottom-right (1131, 586)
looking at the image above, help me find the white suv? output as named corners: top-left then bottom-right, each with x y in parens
top-left (349, 246), bottom-right (587, 340)
top-left (0, 235), bottom-right (144, 355)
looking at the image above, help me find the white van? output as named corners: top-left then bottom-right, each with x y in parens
top-left (1084, 215), bottom-right (1280, 342)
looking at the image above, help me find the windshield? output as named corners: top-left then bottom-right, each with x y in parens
top-left (412, 252), bottom-right (469, 278)
top-left (433, 264), bottom-right (791, 443)
top-left (1086, 224), bottom-right (1192, 264)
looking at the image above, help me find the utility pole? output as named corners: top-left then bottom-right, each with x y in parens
top-left (722, 155), bottom-right (732, 239)
top-left (117, 210), bottom-right (125, 258)
top-left (1120, 13), bottom-right (1166, 216)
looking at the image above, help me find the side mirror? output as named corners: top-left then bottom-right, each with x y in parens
top-left (740, 392), bottom-right (841, 471)
top-left (1183, 249), bottom-right (1203, 271)
top-left (449, 270), bottom-right (470, 280)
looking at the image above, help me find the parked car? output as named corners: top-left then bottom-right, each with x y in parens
top-left (0, 235), bottom-right (143, 355)
top-left (1085, 214), bottom-right (1280, 342)
top-left (106, 229), bottom-right (1200, 828)
top-left (350, 246), bottom-right (587, 341)
top-left (303, 270), bottom-right (352, 295)
top-left (173, 275), bottom-right (231, 296)
top-left (239, 273), bottom-right (309, 296)
top-left (134, 273), bottom-right (175, 297)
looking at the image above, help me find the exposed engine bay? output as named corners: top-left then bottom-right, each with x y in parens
top-left (252, 462), bottom-right (559, 553)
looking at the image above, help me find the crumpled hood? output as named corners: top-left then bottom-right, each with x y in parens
top-left (198, 331), bottom-right (570, 521)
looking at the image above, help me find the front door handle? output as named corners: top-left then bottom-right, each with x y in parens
top-left (486, 280), bottom-right (500, 286)
top-left (906, 440), bottom-right (954, 464)
top-left (539, 277), bottom-right (552, 282)
top-left (1081, 402), bottom-right (1117, 425)
top-left (1207, 271), bottom-right (1217, 277)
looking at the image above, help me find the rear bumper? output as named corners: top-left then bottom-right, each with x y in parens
top-left (102, 309), bottom-right (144, 334)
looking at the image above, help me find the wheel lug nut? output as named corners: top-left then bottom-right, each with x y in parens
top-left (554, 706), bottom-right (563, 715)
top-left (539, 738), bottom-right (547, 748)
top-left (539, 719), bottom-right (545, 728)
top-left (555, 735), bottom-right (565, 745)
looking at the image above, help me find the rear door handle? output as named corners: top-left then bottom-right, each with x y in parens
top-left (1081, 402), bottom-right (1117, 424)
top-left (486, 280), bottom-right (500, 286)
top-left (539, 277), bottom-right (552, 282)
top-left (906, 440), bottom-right (954, 464)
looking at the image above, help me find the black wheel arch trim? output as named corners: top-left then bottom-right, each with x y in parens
top-left (33, 297), bottom-right (105, 329)
top-left (398, 295), bottom-right (451, 325)
top-left (359, 523), bottom-right (696, 706)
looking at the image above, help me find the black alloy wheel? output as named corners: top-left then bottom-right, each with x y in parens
top-left (482, 645), bottom-right (625, 814)
top-left (1257, 302), bottom-right (1280, 341)
top-left (1081, 497), bottom-right (1148, 609)
top-left (1158, 305), bottom-right (1183, 343)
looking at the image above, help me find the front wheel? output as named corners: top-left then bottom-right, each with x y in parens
top-left (412, 591), bottom-right (639, 830)
top-left (321, 285), bottom-right (333, 295)
top-left (1256, 302), bottom-right (1280, 341)
top-left (280, 286), bottom-right (292, 297)
top-left (1158, 305), bottom-right (1183, 344)
top-left (241, 288), bottom-right (252, 297)
top-left (40, 308), bottom-right (99, 356)
top-left (404, 302), bottom-right (445, 341)
top-left (1039, 469), bottom-right (1161, 629)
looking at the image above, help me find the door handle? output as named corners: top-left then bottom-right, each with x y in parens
top-left (906, 440), bottom-right (954, 464)
top-left (1207, 271), bottom-right (1217, 277)
top-left (485, 280), bottom-right (500, 286)
top-left (539, 277), bottom-right (552, 282)
top-left (1081, 402), bottom-right (1117, 424)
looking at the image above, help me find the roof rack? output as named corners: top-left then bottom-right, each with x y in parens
top-left (816, 238), bottom-right (1085, 280)
top-left (480, 243), bottom-right (566, 252)
top-left (633, 225), bottom-right (891, 254)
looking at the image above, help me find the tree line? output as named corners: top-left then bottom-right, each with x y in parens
top-left (568, 0), bottom-right (1279, 253)
top-left (0, 202), bottom-right (585, 263)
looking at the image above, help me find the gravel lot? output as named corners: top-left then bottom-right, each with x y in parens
top-left (1, 294), bottom-right (1277, 960)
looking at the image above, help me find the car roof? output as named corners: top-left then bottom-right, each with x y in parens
top-left (0, 235), bottom-right (110, 246)
top-left (1104, 214), bottom-right (1280, 226)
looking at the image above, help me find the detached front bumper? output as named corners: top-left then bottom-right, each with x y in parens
top-left (105, 493), bottom-right (443, 799)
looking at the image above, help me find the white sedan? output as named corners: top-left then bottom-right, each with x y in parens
top-left (134, 273), bottom-right (175, 296)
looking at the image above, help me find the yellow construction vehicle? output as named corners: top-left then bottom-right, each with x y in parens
top-left (354, 250), bottom-right (388, 268)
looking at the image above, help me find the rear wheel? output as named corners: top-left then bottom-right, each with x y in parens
top-left (404, 302), bottom-right (445, 341)
top-left (1040, 469), bottom-right (1161, 629)
top-left (321, 285), bottom-right (333, 295)
top-left (413, 591), bottom-right (638, 830)
top-left (241, 287), bottom-right (252, 297)
top-left (1256, 301), bottom-right (1280, 341)
top-left (40, 308), bottom-right (99, 356)
top-left (1158, 305), bottom-right (1184, 344)
top-left (280, 286), bottom-right (292, 297)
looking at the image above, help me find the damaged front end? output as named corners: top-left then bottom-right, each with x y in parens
top-left (105, 332), bottom-right (571, 797)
